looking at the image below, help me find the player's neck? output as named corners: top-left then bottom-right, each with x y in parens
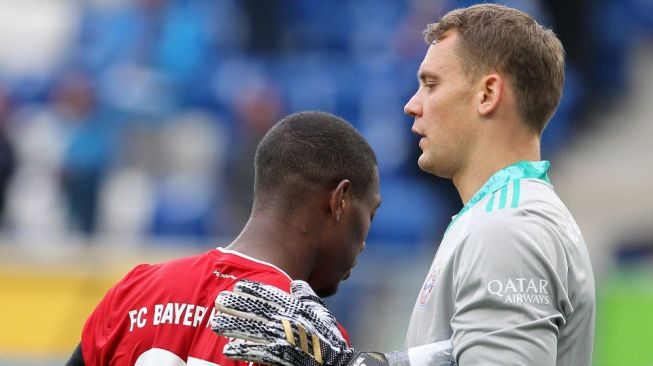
top-left (227, 213), bottom-right (316, 281)
top-left (453, 136), bottom-right (540, 205)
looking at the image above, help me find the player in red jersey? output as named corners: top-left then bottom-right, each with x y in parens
top-left (66, 111), bottom-right (382, 366)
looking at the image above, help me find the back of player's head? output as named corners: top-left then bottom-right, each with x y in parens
top-left (425, 3), bottom-right (565, 134)
top-left (253, 111), bottom-right (377, 210)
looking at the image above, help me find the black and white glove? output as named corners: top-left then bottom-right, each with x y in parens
top-left (211, 280), bottom-right (386, 366)
top-left (211, 279), bottom-right (456, 366)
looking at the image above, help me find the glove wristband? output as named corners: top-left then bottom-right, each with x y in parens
top-left (347, 352), bottom-right (389, 366)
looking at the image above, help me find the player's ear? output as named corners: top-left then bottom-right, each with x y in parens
top-left (329, 179), bottom-right (351, 223)
top-left (477, 73), bottom-right (503, 117)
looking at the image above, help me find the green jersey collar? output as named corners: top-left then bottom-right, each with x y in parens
top-left (447, 160), bottom-right (550, 231)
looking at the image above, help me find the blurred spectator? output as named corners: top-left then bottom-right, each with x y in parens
top-left (539, 0), bottom-right (629, 125)
top-left (223, 80), bottom-right (285, 236)
top-left (6, 96), bottom-right (67, 242)
top-left (0, 89), bottom-right (17, 229)
top-left (240, 0), bottom-right (285, 53)
top-left (53, 71), bottom-right (115, 237)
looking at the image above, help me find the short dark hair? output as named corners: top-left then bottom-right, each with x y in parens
top-left (425, 3), bottom-right (565, 134)
top-left (253, 111), bottom-right (377, 210)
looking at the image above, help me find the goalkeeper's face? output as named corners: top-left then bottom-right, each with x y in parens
top-left (315, 172), bottom-right (381, 298)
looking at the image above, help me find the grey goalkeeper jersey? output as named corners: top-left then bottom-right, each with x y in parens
top-left (406, 161), bottom-right (595, 366)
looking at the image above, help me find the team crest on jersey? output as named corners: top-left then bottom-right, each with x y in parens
top-left (419, 264), bottom-right (440, 306)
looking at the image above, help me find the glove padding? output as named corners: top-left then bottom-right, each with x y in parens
top-left (212, 279), bottom-right (356, 366)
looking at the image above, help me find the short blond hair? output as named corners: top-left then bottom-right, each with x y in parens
top-left (425, 4), bottom-right (565, 134)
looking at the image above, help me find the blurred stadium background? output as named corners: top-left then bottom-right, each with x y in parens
top-left (0, 0), bottom-right (651, 365)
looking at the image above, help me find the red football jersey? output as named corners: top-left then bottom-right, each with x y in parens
top-left (81, 247), bottom-right (349, 366)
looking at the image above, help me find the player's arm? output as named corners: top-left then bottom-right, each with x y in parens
top-left (211, 280), bottom-right (456, 366)
top-left (450, 213), bottom-right (569, 365)
top-left (65, 343), bottom-right (85, 366)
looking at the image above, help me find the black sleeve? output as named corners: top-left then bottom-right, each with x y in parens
top-left (65, 343), bottom-right (85, 366)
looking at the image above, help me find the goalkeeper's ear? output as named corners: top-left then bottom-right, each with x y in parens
top-left (328, 179), bottom-right (351, 224)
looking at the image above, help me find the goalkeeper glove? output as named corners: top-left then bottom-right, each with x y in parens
top-left (211, 279), bottom-right (455, 366)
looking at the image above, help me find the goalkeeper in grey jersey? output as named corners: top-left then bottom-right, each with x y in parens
top-left (212, 3), bottom-right (595, 366)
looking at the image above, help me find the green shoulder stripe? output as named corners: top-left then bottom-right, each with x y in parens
top-left (511, 179), bottom-right (521, 208)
